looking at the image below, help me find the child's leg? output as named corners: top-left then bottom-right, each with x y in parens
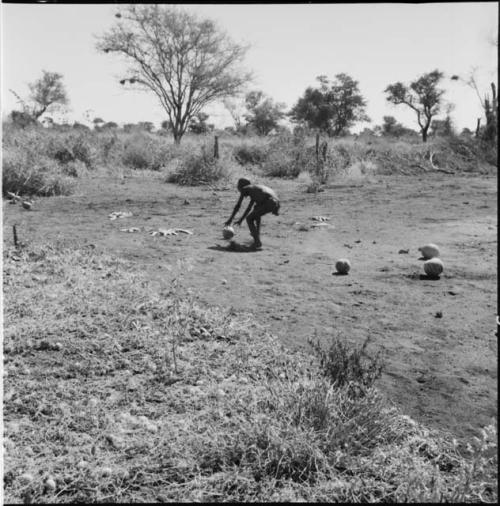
top-left (246, 212), bottom-right (259, 244)
top-left (247, 206), bottom-right (271, 247)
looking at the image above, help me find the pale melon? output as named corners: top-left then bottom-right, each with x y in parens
top-left (418, 243), bottom-right (440, 259)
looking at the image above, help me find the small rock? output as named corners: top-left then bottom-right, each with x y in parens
top-left (19, 472), bottom-right (34, 485)
top-left (435, 311), bottom-right (443, 318)
top-left (106, 434), bottom-right (123, 449)
top-left (44, 477), bottom-right (57, 491)
top-left (4, 389), bottom-right (15, 402)
top-left (77, 460), bottom-right (88, 469)
top-left (221, 279), bottom-right (227, 285)
top-left (398, 249), bottom-right (409, 254)
top-left (126, 377), bottom-right (139, 390)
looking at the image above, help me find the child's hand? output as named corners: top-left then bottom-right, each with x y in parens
top-left (224, 220), bottom-right (231, 227)
top-left (235, 219), bottom-right (243, 226)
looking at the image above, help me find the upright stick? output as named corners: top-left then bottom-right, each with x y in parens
top-left (13, 225), bottom-right (18, 247)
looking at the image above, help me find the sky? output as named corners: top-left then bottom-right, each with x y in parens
top-left (1, 2), bottom-right (498, 133)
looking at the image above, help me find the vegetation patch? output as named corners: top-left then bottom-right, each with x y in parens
top-left (3, 242), bottom-right (497, 503)
top-left (121, 132), bottom-right (172, 171)
top-left (233, 142), bottom-right (269, 166)
top-left (167, 148), bottom-right (230, 186)
top-left (2, 147), bottom-right (75, 197)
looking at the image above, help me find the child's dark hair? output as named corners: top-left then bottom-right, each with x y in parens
top-left (237, 178), bottom-right (251, 190)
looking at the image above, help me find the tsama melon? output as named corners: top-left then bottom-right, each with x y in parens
top-left (423, 258), bottom-right (444, 278)
top-left (418, 243), bottom-right (440, 259)
top-left (335, 259), bottom-right (351, 274)
top-left (222, 226), bottom-right (235, 240)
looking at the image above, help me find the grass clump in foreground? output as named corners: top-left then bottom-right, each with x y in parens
top-left (3, 242), bottom-right (497, 503)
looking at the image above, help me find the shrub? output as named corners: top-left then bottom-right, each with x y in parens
top-left (167, 148), bottom-right (230, 185)
top-left (2, 150), bottom-right (74, 196)
top-left (261, 150), bottom-right (302, 178)
top-left (308, 334), bottom-right (383, 392)
top-left (121, 132), bottom-right (171, 170)
top-left (233, 143), bottom-right (268, 165)
top-left (260, 133), bottom-right (312, 178)
top-left (46, 132), bottom-right (98, 169)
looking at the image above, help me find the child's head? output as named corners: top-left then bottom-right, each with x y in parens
top-left (237, 178), bottom-right (251, 191)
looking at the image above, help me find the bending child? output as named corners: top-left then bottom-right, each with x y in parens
top-left (225, 178), bottom-right (280, 249)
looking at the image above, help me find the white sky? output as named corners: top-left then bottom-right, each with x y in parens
top-left (1, 2), bottom-right (498, 132)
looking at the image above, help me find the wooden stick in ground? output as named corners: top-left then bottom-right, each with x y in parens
top-left (13, 225), bottom-right (18, 247)
top-left (214, 135), bottom-right (219, 159)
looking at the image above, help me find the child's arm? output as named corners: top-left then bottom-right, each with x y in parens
top-left (225, 194), bottom-right (244, 226)
top-left (235, 199), bottom-right (255, 225)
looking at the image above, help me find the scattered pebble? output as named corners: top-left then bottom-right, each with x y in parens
top-left (398, 249), bottom-right (409, 254)
top-left (435, 311), bottom-right (443, 318)
top-left (19, 472), bottom-right (34, 485)
top-left (44, 477), bottom-right (57, 491)
top-left (106, 434), bottom-right (123, 449)
top-left (77, 460), bottom-right (88, 469)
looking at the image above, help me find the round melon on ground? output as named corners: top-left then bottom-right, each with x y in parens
top-left (223, 226), bottom-right (235, 240)
top-left (335, 259), bottom-right (351, 274)
top-left (424, 258), bottom-right (444, 278)
top-left (418, 243), bottom-right (440, 259)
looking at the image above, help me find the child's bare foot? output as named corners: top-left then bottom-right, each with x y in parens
top-left (251, 240), bottom-right (262, 250)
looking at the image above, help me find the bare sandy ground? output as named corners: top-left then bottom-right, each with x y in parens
top-left (4, 171), bottom-right (496, 440)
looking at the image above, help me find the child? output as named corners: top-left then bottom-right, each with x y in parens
top-left (225, 178), bottom-right (280, 249)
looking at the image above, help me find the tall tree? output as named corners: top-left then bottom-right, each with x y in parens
top-left (28, 70), bottom-right (69, 119)
top-left (243, 90), bottom-right (286, 136)
top-left (385, 70), bottom-right (444, 142)
top-left (289, 74), bottom-right (369, 137)
top-left (97, 5), bottom-right (251, 143)
top-left (10, 70), bottom-right (68, 122)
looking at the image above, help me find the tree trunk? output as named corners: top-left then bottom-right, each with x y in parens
top-left (421, 128), bottom-right (428, 143)
top-left (173, 126), bottom-right (183, 144)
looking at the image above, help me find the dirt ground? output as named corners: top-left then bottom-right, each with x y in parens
top-left (3, 170), bottom-right (497, 440)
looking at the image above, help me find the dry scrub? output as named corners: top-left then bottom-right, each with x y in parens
top-left (3, 241), bottom-right (497, 502)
